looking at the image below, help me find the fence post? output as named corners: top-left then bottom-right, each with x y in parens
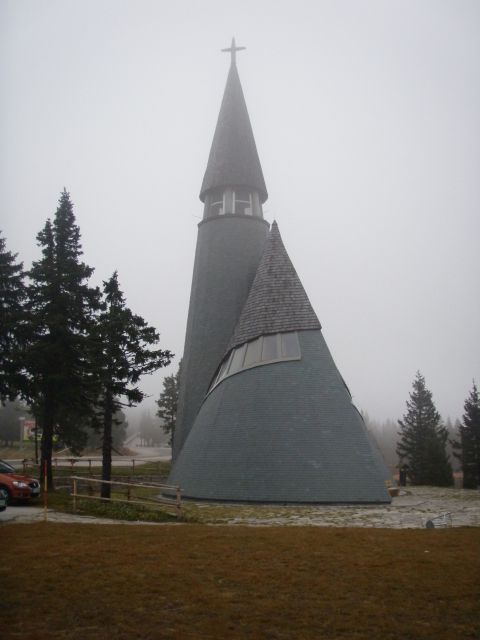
top-left (73, 478), bottom-right (77, 511)
top-left (176, 486), bottom-right (181, 518)
top-left (132, 459), bottom-right (135, 474)
top-left (43, 460), bottom-right (48, 522)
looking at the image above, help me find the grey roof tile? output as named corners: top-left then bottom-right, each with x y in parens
top-left (227, 221), bottom-right (321, 352)
top-left (169, 330), bottom-right (391, 504)
top-left (199, 62), bottom-right (268, 203)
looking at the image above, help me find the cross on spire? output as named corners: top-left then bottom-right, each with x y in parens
top-left (221, 37), bottom-right (246, 65)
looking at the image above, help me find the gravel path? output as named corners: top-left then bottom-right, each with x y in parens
top-left (1, 486), bottom-right (479, 528)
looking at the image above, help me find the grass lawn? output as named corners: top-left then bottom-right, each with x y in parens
top-left (2, 524), bottom-right (479, 640)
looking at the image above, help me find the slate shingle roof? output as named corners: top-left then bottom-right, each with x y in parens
top-left (227, 221), bottom-right (321, 352)
top-left (169, 330), bottom-right (391, 504)
top-left (199, 61), bottom-right (268, 204)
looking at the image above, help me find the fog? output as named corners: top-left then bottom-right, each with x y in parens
top-left (1, 0), bottom-right (479, 426)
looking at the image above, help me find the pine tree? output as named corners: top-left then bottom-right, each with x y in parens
top-left (453, 383), bottom-right (480, 489)
top-left (92, 272), bottom-right (172, 498)
top-left (0, 233), bottom-right (27, 402)
top-left (156, 359), bottom-right (182, 446)
top-left (84, 409), bottom-right (128, 451)
top-left (397, 372), bottom-right (453, 486)
top-left (139, 410), bottom-right (161, 446)
top-left (25, 190), bottom-right (100, 487)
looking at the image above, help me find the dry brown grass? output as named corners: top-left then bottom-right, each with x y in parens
top-left (2, 524), bottom-right (479, 639)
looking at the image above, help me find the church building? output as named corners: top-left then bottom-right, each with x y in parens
top-left (169, 40), bottom-right (391, 503)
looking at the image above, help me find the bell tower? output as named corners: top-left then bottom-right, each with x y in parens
top-left (173, 39), bottom-right (270, 459)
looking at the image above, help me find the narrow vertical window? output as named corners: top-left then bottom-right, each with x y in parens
top-left (281, 332), bottom-right (300, 358)
top-left (209, 189), bottom-right (225, 216)
top-left (233, 188), bottom-right (252, 215)
top-left (261, 334), bottom-right (278, 361)
top-left (222, 350), bottom-right (235, 378)
top-left (228, 343), bottom-right (247, 374)
top-left (244, 337), bottom-right (262, 367)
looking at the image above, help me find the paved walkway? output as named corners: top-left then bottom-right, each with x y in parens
top-left (0, 505), bottom-right (172, 525)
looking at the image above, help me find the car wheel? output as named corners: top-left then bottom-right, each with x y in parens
top-left (0, 486), bottom-right (11, 504)
top-left (0, 487), bottom-right (8, 511)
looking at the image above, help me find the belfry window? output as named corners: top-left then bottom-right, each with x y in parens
top-left (205, 188), bottom-right (263, 218)
top-left (209, 189), bottom-right (225, 216)
top-left (208, 332), bottom-right (301, 392)
top-left (233, 188), bottom-right (252, 215)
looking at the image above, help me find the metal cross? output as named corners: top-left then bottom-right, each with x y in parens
top-left (221, 37), bottom-right (246, 65)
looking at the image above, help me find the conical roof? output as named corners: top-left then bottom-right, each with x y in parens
top-left (169, 329), bottom-right (391, 504)
top-left (200, 60), bottom-right (268, 203)
top-left (227, 221), bottom-right (321, 351)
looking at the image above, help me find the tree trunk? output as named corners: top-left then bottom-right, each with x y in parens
top-left (101, 397), bottom-right (113, 500)
top-left (39, 404), bottom-right (55, 491)
top-left (34, 421), bottom-right (39, 465)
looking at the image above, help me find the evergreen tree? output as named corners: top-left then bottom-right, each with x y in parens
top-left (397, 372), bottom-right (453, 486)
top-left (453, 383), bottom-right (480, 489)
top-left (139, 410), bottom-right (162, 446)
top-left (0, 233), bottom-right (27, 402)
top-left (84, 409), bottom-right (128, 452)
top-left (25, 190), bottom-right (100, 487)
top-left (92, 272), bottom-right (172, 498)
top-left (156, 359), bottom-right (182, 446)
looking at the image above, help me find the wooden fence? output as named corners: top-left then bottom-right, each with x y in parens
top-left (70, 475), bottom-right (182, 518)
top-left (14, 456), bottom-right (166, 475)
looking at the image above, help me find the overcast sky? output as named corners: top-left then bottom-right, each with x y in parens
top-left (1, 0), bottom-right (479, 426)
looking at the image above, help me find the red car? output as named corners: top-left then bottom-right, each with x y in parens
top-left (0, 459), bottom-right (41, 503)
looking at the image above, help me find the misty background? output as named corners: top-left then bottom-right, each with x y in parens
top-left (1, 0), bottom-right (479, 434)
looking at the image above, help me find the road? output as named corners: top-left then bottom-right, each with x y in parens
top-left (4, 445), bottom-right (172, 469)
top-left (0, 444), bottom-right (173, 524)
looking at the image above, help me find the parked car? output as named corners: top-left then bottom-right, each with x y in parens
top-left (0, 488), bottom-right (7, 512)
top-left (0, 459), bottom-right (41, 503)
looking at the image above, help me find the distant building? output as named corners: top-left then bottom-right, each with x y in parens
top-left (169, 41), bottom-right (390, 503)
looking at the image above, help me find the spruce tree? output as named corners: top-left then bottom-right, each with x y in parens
top-left (397, 372), bottom-right (453, 486)
top-left (26, 190), bottom-right (100, 487)
top-left (156, 359), bottom-right (182, 446)
top-left (92, 272), bottom-right (172, 498)
top-left (454, 383), bottom-right (480, 488)
top-left (0, 233), bottom-right (27, 402)
top-left (84, 409), bottom-right (128, 451)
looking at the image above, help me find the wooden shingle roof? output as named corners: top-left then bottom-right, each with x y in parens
top-left (227, 221), bottom-right (321, 351)
top-left (199, 61), bottom-right (268, 203)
